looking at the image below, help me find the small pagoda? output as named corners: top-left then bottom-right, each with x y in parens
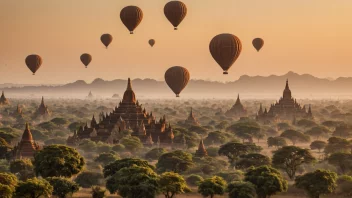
top-left (34, 97), bottom-right (51, 118)
top-left (11, 123), bottom-right (41, 159)
top-left (225, 94), bottom-right (247, 117)
top-left (87, 91), bottom-right (94, 99)
top-left (185, 108), bottom-right (200, 126)
top-left (0, 91), bottom-right (10, 105)
top-left (195, 139), bottom-right (208, 157)
top-left (11, 104), bottom-right (23, 118)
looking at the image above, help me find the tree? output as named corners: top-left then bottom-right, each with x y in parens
top-left (0, 131), bottom-right (16, 143)
top-left (296, 119), bottom-right (317, 128)
top-left (0, 137), bottom-right (11, 159)
top-left (305, 126), bottom-right (330, 140)
top-left (218, 142), bottom-right (262, 165)
top-left (158, 172), bottom-right (191, 198)
top-left (0, 183), bottom-right (12, 198)
top-left (280, 129), bottom-right (310, 145)
top-left (310, 140), bottom-right (327, 152)
top-left (94, 152), bottom-right (119, 166)
top-left (106, 165), bottom-right (159, 198)
top-left (50, 117), bottom-right (69, 127)
top-left (186, 174), bottom-right (204, 186)
top-left (295, 169), bottom-right (337, 198)
top-left (156, 150), bottom-right (193, 173)
top-left (120, 136), bottom-right (143, 152)
top-left (227, 181), bottom-right (256, 198)
top-left (0, 172), bottom-right (18, 191)
top-left (198, 176), bottom-right (227, 198)
top-left (68, 121), bottom-right (82, 132)
top-left (324, 137), bottom-right (352, 155)
top-left (327, 152), bottom-right (352, 174)
top-left (272, 146), bottom-right (315, 180)
top-left (75, 171), bottom-right (105, 188)
top-left (204, 131), bottom-right (228, 145)
top-left (267, 136), bottom-right (287, 149)
top-left (38, 121), bottom-right (57, 132)
top-left (277, 122), bottom-right (291, 131)
top-left (91, 186), bottom-right (106, 198)
top-left (188, 125), bottom-right (208, 136)
top-left (333, 124), bottom-right (352, 138)
top-left (15, 178), bottom-right (53, 198)
top-left (336, 175), bottom-right (352, 197)
top-left (145, 148), bottom-right (167, 160)
top-left (46, 177), bottom-right (79, 198)
top-left (236, 153), bottom-right (271, 169)
top-left (33, 145), bottom-right (85, 178)
top-left (10, 159), bottom-right (34, 180)
top-left (216, 171), bottom-right (244, 183)
top-left (103, 158), bottom-right (154, 178)
top-left (245, 166), bottom-right (288, 198)
top-left (227, 121), bottom-right (261, 143)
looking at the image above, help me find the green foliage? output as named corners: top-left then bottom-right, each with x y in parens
top-left (218, 142), bottom-right (262, 165)
top-left (322, 120), bottom-right (344, 128)
top-left (75, 171), bottom-right (105, 188)
top-left (120, 136), bottom-right (143, 152)
top-left (227, 181), bottom-right (257, 198)
top-left (227, 121), bottom-right (261, 142)
top-left (0, 172), bottom-right (18, 191)
top-left (46, 177), bottom-right (79, 198)
top-left (327, 152), bottom-right (352, 174)
top-left (158, 172), bottom-right (191, 198)
top-left (156, 150), bottom-right (194, 173)
top-left (94, 152), bottom-right (119, 166)
top-left (0, 131), bottom-right (16, 143)
top-left (103, 158), bottom-right (154, 178)
top-left (78, 139), bottom-right (97, 152)
top-left (305, 126), bottom-right (330, 140)
top-left (188, 125), bottom-right (208, 136)
top-left (0, 159), bottom-right (9, 172)
top-left (295, 169), bottom-right (337, 198)
top-left (280, 129), bottom-right (310, 145)
top-left (38, 121), bottom-right (57, 131)
top-left (272, 146), bottom-right (315, 180)
top-left (111, 144), bottom-right (125, 152)
top-left (106, 165), bottom-right (159, 198)
top-left (245, 166), bottom-right (288, 198)
top-left (216, 171), bottom-right (244, 183)
top-left (91, 186), bottom-right (106, 198)
top-left (10, 159), bottom-right (34, 181)
top-left (296, 119), bottom-right (317, 128)
top-left (44, 138), bottom-right (66, 145)
top-left (236, 153), bottom-right (271, 169)
top-left (206, 146), bottom-right (219, 157)
top-left (0, 183), bottom-right (12, 198)
top-left (198, 176), bottom-right (227, 198)
top-left (50, 117), bottom-right (69, 126)
top-left (267, 136), bottom-right (287, 148)
top-left (0, 137), bottom-right (11, 159)
top-left (336, 175), bottom-right (352, 197)
top-left (145, 148), bottom-right (167, 160)
top-left (204, 131), bottom-right (228, 145)
top-left (333, 124), bottom-right (352, 138)
top-left (191, 156), bottom-right (229, 175)
top-left (68, 121), bottom-right (83, 132)
top-left (324, 137), bottom-right (352, 155)
top-left (33, 144), bottom-right (85, 178)
top-left (30, 129), bottom-right (49, 141)
top-left (310, 140), bottom-right (327, 152)
top-left (96, 142), bottom-right (112, 153)
top-left (186, 174), bottom-right (204, 186)
top-left (277, 122), bottom-right (291, 131)
top-left (15, 178), bottom-right (53, 198)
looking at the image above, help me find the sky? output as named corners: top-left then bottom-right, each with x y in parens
top-left (0, 0), bottom-right (352, 84)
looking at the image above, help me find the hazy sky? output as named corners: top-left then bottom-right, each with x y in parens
top-left (0, 0), bottom-right (352, 84)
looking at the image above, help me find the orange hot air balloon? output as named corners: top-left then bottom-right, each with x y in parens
top-left (164, 1), bottom-right (187, 30)
top-left (120, 6), bottom-right (143, 34)
top-left (80, 53), bottom-right (92, 68)
top-left (101, 34), bottom-right (113, 48)
top-left (252, 38), bottom-right (264, 52)
top-left (149, 39), bottom-right (155, 47)
top-left (25, 54), bottom-right (42, 75)
top-left (165, 66), bottom-right (190, 97)
top-left (209, 34), bottom-right (242, 74)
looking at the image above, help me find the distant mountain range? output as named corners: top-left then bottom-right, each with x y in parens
top-left (2, 72), bottom-right (352, 99)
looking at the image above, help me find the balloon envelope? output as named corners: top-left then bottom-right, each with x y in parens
top-left (149, 39), bottom-right (155, 47)
top-left (80, 53), bottom-right (92, 68)
top-left (164, 1), bottom-right (187, 30)
top-left (164, 66), bottom-right (190, 97)
top-left (101, 34), bottom-right (113, 48)
top-left (209, 33), bottom-right (242, 74)
top-left (120, 6), bottom-right (143, 34)
top-left (25, 54), bottom-right (42, 75)
top-left (252, 38), bottom-right (264, 51)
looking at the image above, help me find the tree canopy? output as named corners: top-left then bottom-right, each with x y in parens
top-left (327, 152), bottom-right (352, 174)
top-left (280, 129), bottom-right (310, 145)
top-left (156, 150), bottom-right (193, 173)
top-left (103, 158), bottom-right (154, 178)
top-left (158, 172), bottom-right (191, 198)
top-left (15, 178), bottom-right (53, 198)
top-left (227, 181), bottom-right (256, 198)
top-left (267, 136), bottom-right (287, 149)
top-left (198, 176), bottom-right (227, 198)
top-left (94, 152), bottom-right (119, 166)
top-left (236, 153), bottom-right (271, 169)
top-left (46, 177), bottom-right (79, 198)
top-left (218, 142), bottom-right (262, 165)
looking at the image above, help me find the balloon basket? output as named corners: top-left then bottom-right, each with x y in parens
top-left (223, 71), bottom-right (228, 75)
top-left (174, 27), bottom-right (178, 30)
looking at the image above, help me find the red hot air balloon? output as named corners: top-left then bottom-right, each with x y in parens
top-left (164, 1), bottom-right (187, 30)
top-left (252, 38), bottom-right (264, 52)
top-left (120, 6), bottom-right (143, 34)
top-left (25, 54), bottom-right (42, 75)
top-left (165, 66), bottom-right (190, 97)
top-left (80, 54), bottom-right (92, 68)
top-left (209, 34), bottom-right (242, 74)
top-left (101, 34), bottom-right (113, 48)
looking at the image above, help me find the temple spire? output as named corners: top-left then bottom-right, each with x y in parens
top-left (127, 78), bottom-right (132, 90)
top-left (22, 122), bottom-right (33, 142)
top-left (195, 138), bottom-right (208, 157)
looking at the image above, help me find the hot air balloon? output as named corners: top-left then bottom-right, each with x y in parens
top-left (165, 66), bottom-right (190, 97)
top-left (80, 53), bottom-right (92, 68)
top-left (164, 1), bottom-right (187, 30)
top-left (252, 38), bottom-right (264, 52)
top-left (149, 39), bottom-right (155, 47)
top-left (209, 34), bottom-right (242, 74)
top-left (25, 54), bottom-right (42, 75)
top-left (101, 34), bottom-right (113, 48)
top-left (120, 6), bottom-right (143, 34)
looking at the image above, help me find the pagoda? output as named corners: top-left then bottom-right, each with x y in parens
top-left (11, 123), bottom-right (41, 159)
top-left (11, 104), bottom-right (23, 118)
top-left (256, 80), bottom-right (313, 123)
top-left (0, 91), bottom-right (10, 105)
top-left (185, 108), bottom-right (200, 126)
top-left (225, 94), bottom-right (247, 117)
top-left (34, 97), bottom-right (51, 117)
top-left (195, 139), bottom-right (208, 157)
top-left (87, 91), bottom-right (94, 99)
top-left (68, 78), bottom-right (174, 146)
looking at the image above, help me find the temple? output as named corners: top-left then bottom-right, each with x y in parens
top-left (195, 139), bottom-right (208, 157)
top-left (185, 108), bottom-right (200, 126)
top-left (11, 104), bottom-right (23, 118)
top-left (225, 94), bottom-right (247, 117)
top-left (34, 97), bottom-right (51, 118)
top-left (0, 91), bottom-right (10, 105)
top-left (11, 123), bottom-right (41, 159)
top-left (256, 80), bottom-right (313, 123)
top-left (67, 78), bottom-right (174, 146)
top-left (87, 91), bottom-right (94, 99)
